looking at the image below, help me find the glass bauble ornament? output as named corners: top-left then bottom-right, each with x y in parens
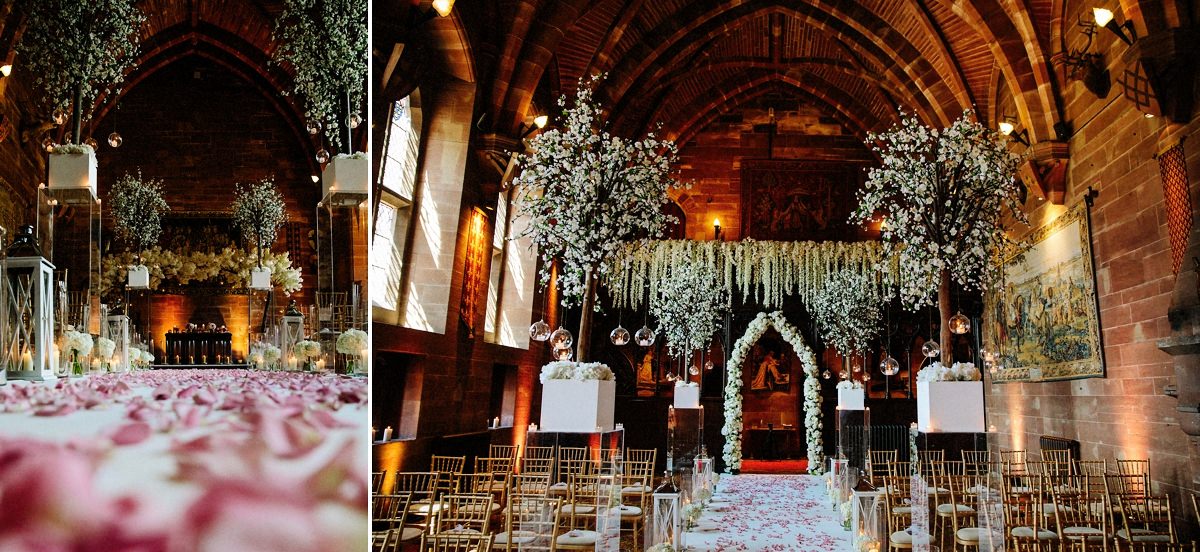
top-left (688, 364), bottom-right (700, 376)
top-left (634, 325), bottom-right (655, 346)
top-left (949, 311), bottom-right (971, 334)
top-left (307, 120), bottom-right (322, 135)
top-left (107, 132), bottom-right (123, 148)
top-left (52, 108), bottom-right (67, 126)
top-left (665, 372), bottom-right (677, 382)
top-left (349, 114), bottom-right (362, 129)
top-left (41, 137), bottom-right (55, 152)
top-left (316, 149), bottom-right (331, 164)
top-left (609, 325), bottom-right (631, 346)
top-left (863, 373), bottom-right (872, 382)
top-left (552, 346), bottom-right (572, 361)
top-left (84, 137), bottom-right (98, 150)
top-left (704, 359), bottom-right (714, 371)
top-left (922, 341), bottom-right (941, 358)
top-left (822, 369), bottom-right (832, 380)
top-left (880, 355), bottom-right (900, 376)
top-left (549, 326), bottom-right (573, 349)
top-left (852, 360), bottom-right (862, 373)
top-left (529, 319), bottom-right (551, 341)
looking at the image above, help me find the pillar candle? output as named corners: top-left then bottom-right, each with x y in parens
top-left (382, 426), bottom-right (393, 441)
top-left (20, 351), bottom-right (32, 371)
top-left (287, 356), bottom-right (297, 370)
top-left (91, 358), bottom-right (101, 372)
top-left (316, 359), bottom-right (326, 372)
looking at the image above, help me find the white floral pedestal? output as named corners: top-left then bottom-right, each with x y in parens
top-left (837, 388), bottom-right (865, 410)
top-left (48, 150), bottom-right (97, 202)
top-left (540, 379), bottom-right (615, 432)
top-left (673, 384), bottom-right (700, 408)
top-left (321, 155), bottom-right (368, 205)
top-left (249, 267), bottom-right (272, 290)
top-left (916, 381), bottom-right (984, 433)
top-left (126, 265), bottom-right (149, 289)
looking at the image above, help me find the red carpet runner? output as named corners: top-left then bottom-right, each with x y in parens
top-left (738, 459), bottom-right (809, 474)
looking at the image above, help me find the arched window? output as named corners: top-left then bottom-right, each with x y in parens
top-left (371, 94), bottom-right (420, 323)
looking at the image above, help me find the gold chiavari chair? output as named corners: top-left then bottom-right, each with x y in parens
top-left (1116, 495), bottom-right (1176, 544)
top-left (475, 457), bottom-right (516, 496)
top-left (1112, 542), bottom-right (1198, 552)
top-left (431, 494), bottom-right (495, 536)
top-left (492, 496), bottom-right (562, 551)
top-left (625, 448), bottom-right (657, 468)
top-left (962, 450), bottom-right (992, 466)
top-left (1053, 484), bottom-right (1109, 551)
top-left (511, 473), bottom-right (552, 498)
top-left (616, 470), bottom-right (649, 550)
top-left (950, 472), bottom-right (993, 551)
top-left (599, 448), bottom-right (622, 467)
top-left (557, 447), bottom-right (591, 481)
top-left (1004, 473), bottom-right (1060, 551)
top-left (522, 449), bottom-right (556, 478)
top-left (936, 473), bottom-right (977, 545)
top-left (620, 459), bottom-right (655, 498)
top-left (884, 475), bottom-right (931, 551)
top-left (458, 473), bottom-right (505, 517)
top-left (560, 473), bottom-right (601, 532)
top-left (1079, 460), bottom-right (1108, 476)
top-left (869, 450), bottom-right (899, 487)
top-left (373, 492), bottom-right (416, 550)
top-left (1118, 460), bottom-right (1151, 478)
top-left (432, 455), bottom-right (468, 497)
top-left (395, 471), bottom-right (441, 525)
top-left (1000, 450), bottom-right (1029, 473)
top-left (373, 471), bottom-right (386, 495)
top-left (490, 444), bottom-right (520, 462)
top-left (420, 533), bottom-right (493, 552)
top-left (1108, 473), bottom-right (1153, 530)
top-left (1042, 449), bottom-right (1074, 464)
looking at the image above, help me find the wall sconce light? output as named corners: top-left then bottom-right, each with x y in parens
top-left (1093, 7), bottom-right (1137, 45)
top-left (431, 0), bottom-right (456, 17)
top-left (713, 218), bottom-right (722, 241)
top-left (998, 118), bottom-right (1030, 146)
top-left (409, 0), bottom-right (455, 27)
top-left (1061, 16), bottom-right (1112, 98)
top-left (0, 64), bottom-right (11, 78)
top-left (520, 114), bottom-right (548, 138)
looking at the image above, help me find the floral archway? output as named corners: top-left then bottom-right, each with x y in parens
top-left (722, 311), bottom-right (823, 473)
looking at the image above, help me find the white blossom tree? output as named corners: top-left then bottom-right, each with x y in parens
top-left (232, 179), bottom-right (288, 269)
top-left (808, 269), bottom-right (884, 357)
top-left (108, 171), bottom-right (169, 262)
top-left (852, 111), bottom-right (1025, 351)
top-left (514, 76), bottom-right (683, 361)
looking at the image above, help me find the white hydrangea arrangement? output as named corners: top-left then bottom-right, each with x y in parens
top-left (674, 380), bottom-right (698, 388)
top-left (294, 340), bottom-right (322, 360)
top-left (836, 380), bottom-right (864, 390)
top-left (336, 328), bottom-right (367, 355)
top-left (851, 111), bottom-right (1025, 311)
top-left (96, 337), bottom-right (116, 369)
top-left (722, 311), bottom-right (822, 473)
top-left (916, 361), bottom-right (981, 382)
top-left (539, 361), bottom-right (615, 384)
top-left (63, 330), bottom-right (93, 359)
top-left (650, 262), bottom-right (725, 358)
top-left (100, 246), bottom-right (303, 296)
top-left (262, 344), bottom-right (282, 368)
top-left (513, 74), bottom-right (684, 310)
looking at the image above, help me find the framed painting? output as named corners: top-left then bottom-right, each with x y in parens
top-left (984, 201), bottom-right (1104, 382)
top-left (740, 160), bottom-right (862, 241)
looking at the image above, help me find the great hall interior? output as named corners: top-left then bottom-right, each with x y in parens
top-left (372, 0), bottom-right (1200, 550)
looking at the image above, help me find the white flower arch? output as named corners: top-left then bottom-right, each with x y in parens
top-left (721, 311), bottom-right (824, 473)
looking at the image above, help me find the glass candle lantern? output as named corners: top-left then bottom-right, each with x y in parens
top-left (3, 226), bottom-right (57, 381)
top-left (648, 472), bottom-right (684, 551)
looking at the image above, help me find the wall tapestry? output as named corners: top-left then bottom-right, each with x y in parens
top-left (984, 201), bottom-right (1103, 382)
top-left (740, 160), bottom-right (860, 241)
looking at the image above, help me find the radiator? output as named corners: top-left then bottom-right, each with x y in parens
top-left (1039, 435), bottom-right (1080, 460)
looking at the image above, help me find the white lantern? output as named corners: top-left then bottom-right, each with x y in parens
top-left (648, 472), bottom-right (684, 551)
top-left (279, 300), bottom-right (305, 367)
top-left (48, 149), bottom-right (97, 203)
top-left (105, 314), bottom-right (130, 372)
top-left (321, 155), bottom-right (368, 206)
top-left (693, 452), bottom-right (713, 496)
top-left (2, 226), bottom-right (57, 381)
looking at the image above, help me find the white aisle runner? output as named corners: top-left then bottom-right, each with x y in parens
top-left (685, 474), bottom-right (851, 551)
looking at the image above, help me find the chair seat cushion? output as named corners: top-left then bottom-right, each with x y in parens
top-left (956, 528), bottom-right (980, 543)
top-left (1042, 503), bottom-right (1073, 515)
top-left (1116, 528), bottom-right (1172, 542)
top-left (443, 527), bottom-right (482, 535)
top-left (556, 530), bottom-right (600, 546)
top-left (493, 530), bottom-right (539, 545)
top-left (889, 530), bottom-right (931, 545)
top-left (408, 501), bottom-right (444, 515)
top-left (621, 485), bottom-right (652, 494)
top-left (616, 505), bottom-right (642, 517)
top-left (936, 503), bottom-right (975, 515)
top-left (559, 504), bottom-right (596, 514)
top-left (892, 506), bottom-right (912, 515)
top-left (461, 503), bottom-right (501, 514)
top-left (397, 527), bottom-right (425, 542)
top-left (1062, 526), bottom-right (1104, 536)
top-left (1012, 526), bottom-right (1059, 540)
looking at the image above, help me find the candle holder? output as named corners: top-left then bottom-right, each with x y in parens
top-left (2, 226), bottom-right (57, 381)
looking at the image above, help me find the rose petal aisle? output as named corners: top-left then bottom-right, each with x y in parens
top-left (0, 370), bottom-right (367, 550)
top-left (684, 475), bottom-right (850, 551)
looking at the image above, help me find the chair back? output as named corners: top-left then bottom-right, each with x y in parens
top-left (961, 449), bottom-right (992, 466)
top-left (512, 473), bottom-right (552, 498)
top-left (393, 471), bottom-right (439, 501)
top-left (373, 492), bottom-right (414, 533)
top-left (1052, 487), bottom-right (1107, 549)
top-left (557, 447), bottom-right (591, 481)
top-left (420, 534), bottom-right (493, 552)
top-left (373, 471), bottom-right (386, 495)
top-left (432, 493), bottom-right (494, 535)
top-left (626, 448), bottom-right (657, 466)
top-left (431, 455), bottom-right (467, 474)
top-left (490, 444), bottom-right (520, 461)
top-left (501, 496), bottom-right (563, 551)
top-left (1078, 460), bottom-right (1107, 476)
top-left (1117, 495), bottom-right (1176, 544)
top-left (1000, 449), bottom-right (1028, 472)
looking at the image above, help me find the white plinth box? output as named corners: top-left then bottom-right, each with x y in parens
top-left (249, 267), bottom-right (272, 290)
top-left (127, 265), bottom-right (149, 289)
top-left (540, 379), bottom-right (616, 432)
top-left (837, 388), bottom-right (865, 410)
top-left (48, 151), bottom-right (98, 202)
top-left (673, 385), bottom-right (700, 408)
top-left (917, 381), bottom-right (985, 433)
top-left (322, 156), bottom-right (368, 204)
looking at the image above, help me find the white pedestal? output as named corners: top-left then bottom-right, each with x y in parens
top-left (673, 385), bottom-right (700, 408)
top-left (540, 379), bottom-right (616, 432)
top-left (917, 381), bottom-right (984, 433)
top-left (48, 151), bottom-right (97, 201)
top-left (249, 267), bottom-right (272, 290)
top-left (126, 265), bottom-right (149, 289)
top-left (322, 156), bottom-right (368, 203)
top-left (837, 388), bottom-right (865, 410)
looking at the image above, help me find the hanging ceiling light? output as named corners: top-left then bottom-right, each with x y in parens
top-left (552, 346), bottom-right (572, 361)
top-left (431, 0), bottom-right (455, 17)
top-left (315, 149), bottom-right (331, 163)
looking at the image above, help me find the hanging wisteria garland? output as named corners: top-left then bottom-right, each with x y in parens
top-left (607, 239), bottom-right (894, 311)
top-left (808, 269), bottom-right (885, 356)
top-left (722, 311), bottom-right (823, 474)
top-left (513, 75), bottom-right (684, 309)
top-left (649, 261), bottom-right (726, 358)
top-left (850, 110), bottom-right (1026, 310)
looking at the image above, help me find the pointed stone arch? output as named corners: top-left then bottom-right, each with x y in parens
top-left (722, 311), bottom-right (824, 473)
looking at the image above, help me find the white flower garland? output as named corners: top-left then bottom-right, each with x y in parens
top-left (100, 247), bottom-right (303, 296)
top-left (607, 239), bottom-right (893, 311)
top-left (722, 311), bottom-right (823, 473)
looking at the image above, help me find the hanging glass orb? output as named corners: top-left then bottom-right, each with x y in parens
top-left (349, 114), bottom-right (362, 129)
top-left (852, 360), bottom-right (863, 373)
top-left (552, 346), bottom-right (572, 361)
top-left (922, 340), bottom-right (941, 358)
top-left (306, 120), bottom-right (322, 135)
top-left (84, 137), bottom-right (98, 150)
top-left (609, 325), bottom-right (631, 346)
top-left (315, 149), bottom-right (331, 164)
top-left (880, 355), bottom-right (900, 376)
top-left (634, 325), bottom-right (655, 347)
top-left (704, 359), bottom-right (714, 371)
top-left (665, 372), bottom-right (677, 382)
top-left (52, 108), bottom-right (67, 126)
top-left (688, 364), bottom-right (700, 376)
top-left (107, 132), bottom-right (123, 148)
top-left (529, 319), bottom-right (551, 341)
top-left (863, 372), bottom-right (872, 382)
top-left (549, 326), bottom-right (573, 349)
top-left (949, 311), bottom-right (971, 335)
top-left (41, 137), bottom-right (55, 152)
top-left (821, 369), bottom-right (832, 380)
